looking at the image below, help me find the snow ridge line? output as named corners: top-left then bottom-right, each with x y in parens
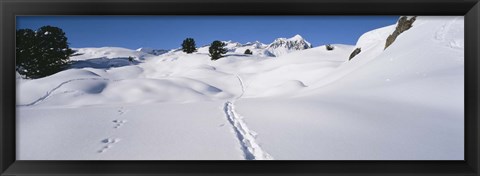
top-left (223, 101), bottom-right (273, 160)
top-left (19, 78), bottom-right (109, 106)
top-left (234, 74), bottom-right (245, 100)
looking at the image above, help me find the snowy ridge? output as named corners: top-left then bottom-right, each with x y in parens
top-left (224, 101), bottom-right (273, 160)
top-left (72, 47), bottom-right (153, 61)
top-left (234, 74), bottom-right (245, 100)
top-left (136, 47), bottom-right (169, 56)
top-left (243, 41), bottom-right (267, 49)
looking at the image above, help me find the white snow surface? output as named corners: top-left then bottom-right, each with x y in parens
top-left (17, 16), bottom-right (464, 160)
top-left (136, 47), bottom-right (170, 56)
top-left (72, 47), bottom-right (154, 61)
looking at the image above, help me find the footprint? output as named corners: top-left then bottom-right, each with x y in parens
top-left (113, 119), bottom-right (127, 129)
top-left (102, 138), bottom-right (120, 144)
top-left (98, 138), bottom-right (121, 153)
top-left (118, 107), bottom-right (125, 115)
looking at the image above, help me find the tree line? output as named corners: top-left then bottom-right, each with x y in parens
top-left (181, 37), bottom-right (228, 60)
top-left (16, 25), bottom-right (251, 79)
top-left (181, 37), bottom-right (252, 60)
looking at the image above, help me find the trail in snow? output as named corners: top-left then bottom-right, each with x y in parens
top-left (223, 74), bottom-right (273, 160)
top-left (19, 78), bottom-right (109, 106)
top-left (98, 137), bottom-right (121, 153)
top-left (113, 119), bottom-right (127, 129)
top-left (234, 74), bottom-right (245, 100)
top-left (100, 107), bottom-right (128, 153)
top-left (223, 101), bottom-right (273, 160)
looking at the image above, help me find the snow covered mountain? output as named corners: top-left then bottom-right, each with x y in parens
top-left (224, 41), bottom-right (269, 56)
top-left (72, 35), bottom-right (312, 59)
top-left (196, 35), bottom-right (311, 57)
top-left (243, 41), bottom-right (268, 49)
top-left (264, 34), bottom-right (313, 57)
top-left (17, 17), bottom-right (464, 160)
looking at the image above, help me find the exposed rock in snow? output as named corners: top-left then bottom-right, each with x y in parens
top-left (349, 48), bottom-right (361, 60)
top-left (385, 16), bottom-right (417, 49)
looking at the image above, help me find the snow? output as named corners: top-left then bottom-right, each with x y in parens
top-left (72, 47), bottom-right (154, 61)
top-left (17, 102), bottom-right (243, 160)
top-left (224, 101), bottom-right (273, 160)
top-left (136, 47), bottom-right (170, 56)
top-left (17, 16), bottom-right (464, 160)
top-left (354, 25), bottom-right (395, 59)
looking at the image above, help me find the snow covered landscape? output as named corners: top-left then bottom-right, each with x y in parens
top-left (16, 16), bottom-right (464, 160)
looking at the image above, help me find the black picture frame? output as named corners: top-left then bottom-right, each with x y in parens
top-left (1, 0), bottom-right (479, 175)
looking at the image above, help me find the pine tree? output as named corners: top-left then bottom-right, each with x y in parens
top-left (16, 26), bottom-right (74, 78)
top-left (181, 38), bottom-right (197, 54)
top-left (209, 40), bottom-right (227, 60)
top-left (244, 49), bottom-right (253, 55)
top-left (16, 29), bottom-right (37, 77)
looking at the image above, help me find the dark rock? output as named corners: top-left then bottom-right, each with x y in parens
top-left (349, 48), bottom-right (361, 60)
top-left (326, 44), bottom-right (334, 51)
top-left (385, 16), bottom-right (417, 49)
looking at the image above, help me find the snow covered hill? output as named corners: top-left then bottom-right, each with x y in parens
top-left (136, 47), bottom-right (170, 56)
top-left (71, 47), bottom-right (154, 61)
top-left (17, 16), bottom-right (464, 160)
top-left (239, 16), bottom-right (464, 159)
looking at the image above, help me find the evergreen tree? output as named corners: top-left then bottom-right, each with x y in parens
top-left (16, 25), bottom-right (74, 78)
top-left (181, 38), bottom-right (197, 54)
top-left (16, 29), bottom-right (37, 77)
top-left (244, 49), bottom-right (253, 55)
top-left (209, 40), bottom-right (227, 60)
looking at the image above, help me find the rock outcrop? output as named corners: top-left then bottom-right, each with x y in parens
top-left (349, 48), bottom-right (361, 60)
top-left (385, 16), bottom-right (417, 49)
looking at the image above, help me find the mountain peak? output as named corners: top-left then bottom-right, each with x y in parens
top-left (289, 34), bottom-right (304, 41)
top-left (265, 34), bottom-right (313, 57)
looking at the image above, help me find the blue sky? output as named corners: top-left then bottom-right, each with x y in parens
top-left (17, 16), bottom-right (398, 50)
